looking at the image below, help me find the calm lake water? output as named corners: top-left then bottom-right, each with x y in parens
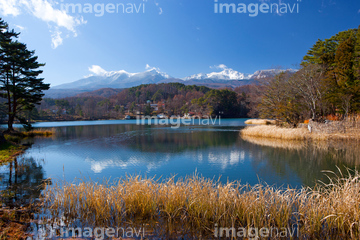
top-left (1, 119), bottom-right (360, 200)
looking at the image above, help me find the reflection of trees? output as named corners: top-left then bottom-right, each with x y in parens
top-left (54, 124), bottom-right (240, 153)
top-left (128, 129), bottom-right (239, 153)
top-left (0, 157), bottom-right (48, 207)
top-left (56, 124), bottom-right (144, 140)
top-left (241, 137), bottom-right (360, 187)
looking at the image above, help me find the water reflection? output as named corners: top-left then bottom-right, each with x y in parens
top-left (18, 123), bottom-right (360, 188)
top-left (242, 136), bottom-right (360, 186)
top-left (0, 157), bottom-right (48, 206)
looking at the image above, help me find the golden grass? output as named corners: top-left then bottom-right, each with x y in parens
top-left (243, 115), bottom-right (360, 141)
top-left (241, 125), bottom-right (360, 141)
top-left (241, 125), bottom-right (311, 140)
top-left (245, 119), bottom-right (276, 125)
top-left (3, 128), bottom-right (55, 144)
top-left (42, 170), bottom-right (360, 239)
top-left (20, 128), bottom-right (54, 137)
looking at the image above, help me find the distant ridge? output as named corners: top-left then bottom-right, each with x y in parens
top-left (46, 67), bottom-right (297, 98)
top-left (73, 88), bottom-right (124, 98)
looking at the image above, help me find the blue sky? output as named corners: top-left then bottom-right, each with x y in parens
top-left (0, 0), bottom-right (359, 86)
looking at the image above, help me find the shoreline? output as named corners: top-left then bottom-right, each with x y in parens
top-left (0, 117), bottom-right (247, 124)
top-left (241, 124), bottom-right (360, 141)
top-left (0, 142), bottom-right (27, 165)
top-left (0, 128), bottom-right (54, 168)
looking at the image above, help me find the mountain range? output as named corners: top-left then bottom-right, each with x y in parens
top-left (46, 67), bottom-right (297, 98)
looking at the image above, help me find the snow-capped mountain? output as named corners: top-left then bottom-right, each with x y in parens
top-left (48, 66), bottom-right (297, 98)
top-left (183, 68), bottom-right (250, 80)
top-left (53, 67), bottom-right (171, 90)
top-left (250, 69), bottom-right (298, 80)
top-left (183, 68), bottom-right (297, 81)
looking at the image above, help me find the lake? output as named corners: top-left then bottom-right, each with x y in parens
top-left (2, 118), bottom-right (360, 197)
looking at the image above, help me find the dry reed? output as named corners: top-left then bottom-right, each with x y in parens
top-left (241, 125), bottom-right (311, 140)
top-left (245, 119), bottom-right (277, 125)
top-left (241, 124), bottom-right (360, 141)
top-left (21, 128), bottom-right (54, 137)
top-left (42, 170), bottom-right (360, 239)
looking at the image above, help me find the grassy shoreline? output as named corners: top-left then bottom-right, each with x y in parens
top-left (42, 171), bottom-right (360, 239)
top-left (0, 129), bottom-right (54, 164)
top-left (0, 142), bottom-right (26, 164)
top-left (0, 129), bottom-right (54, 239)
top-left (241, 125), bottom-right (360, 141)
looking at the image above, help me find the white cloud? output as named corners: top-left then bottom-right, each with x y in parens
top-left (14, 24), bottom-right (25, 31)
top-left (145, 64), bottom-right (161, 71)
top-left (211, 64), bottom-right (228, 70)
top-left (51, 28), bottom-right (62, 49)
top-left (26, 0), bottom-right (86, 33)
top-left (0, 0), bottom-right (21, 16)
top-left (88, 65), bottom-right (108, 76)
top-left (0, 0), bottom-right (86, 48)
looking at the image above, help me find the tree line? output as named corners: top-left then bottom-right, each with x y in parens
top-left (31, 83), bottom-right (252, 121)
top-left (256, 26), bottom-right (360, 126)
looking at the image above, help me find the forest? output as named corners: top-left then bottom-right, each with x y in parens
top-left (16, 83), bottom-right (252, 121)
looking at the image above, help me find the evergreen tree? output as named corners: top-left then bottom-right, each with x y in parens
top-left (353, 25), bottom-right (360, 82)
top-left (334, 37), bottom-right (355, 90)
top-left (144, 103), bottom-right (152, 116)
top-left (302, 28), bottom-right (357, 69)
top-left (302, 26), bottom-right (360, 116)
top-left (302, 39), bottom-right (337, 69)
top-left (0, 18), bottom-right (50, 132)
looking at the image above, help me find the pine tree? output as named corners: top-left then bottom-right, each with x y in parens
top-left (302, 29), bottom-right (357, 69)
top-left (353, 25), bottom-right (360, 82)
top-left (334, 37), bottom-right (355, 89)
top-left (0, 18), bottom-right (50, 132)
top-left (328, 36), bottom-right (359, 116)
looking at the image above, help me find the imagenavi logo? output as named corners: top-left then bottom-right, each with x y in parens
top-left (214, 0), bottom-right (301, 17)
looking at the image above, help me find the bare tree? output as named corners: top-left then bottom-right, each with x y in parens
top-left (258, 72), bottom-right (303, 126)
top-left (288, 64), bottom-right (324, 120)
top-left (340, 94), bottom-right (353, 118)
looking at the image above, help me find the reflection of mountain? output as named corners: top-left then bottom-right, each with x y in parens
top-left (0, 157), bottom-right (47, 206)
top-left (84, 153), bottom-right (172, 173)
top-left (207, 150), bottom-right (246, 169)
top-left (83, 148), bottom-right (248, 174)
